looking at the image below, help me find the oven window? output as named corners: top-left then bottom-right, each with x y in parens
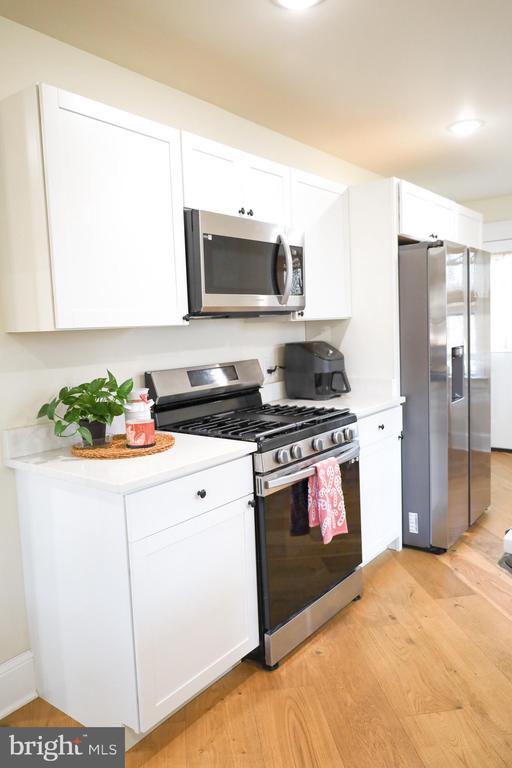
top-left (257, 459), bottom-right (362, 632)
top-left (203, 234), bottom-right (282, 295)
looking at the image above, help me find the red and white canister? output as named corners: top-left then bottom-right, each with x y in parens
top-left (124, 388), bottom-right (156, 448)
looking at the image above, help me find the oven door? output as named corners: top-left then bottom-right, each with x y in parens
top-left (184, 209), bottom-right (305, 314)
top-left (255, 443), bottom-right (362, 634)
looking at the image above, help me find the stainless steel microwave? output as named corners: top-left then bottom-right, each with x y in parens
top-left (183, 209), bottom-right (305, 317)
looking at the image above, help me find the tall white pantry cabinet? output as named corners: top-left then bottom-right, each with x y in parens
top-left (0, 84), bottom-right (188, 331)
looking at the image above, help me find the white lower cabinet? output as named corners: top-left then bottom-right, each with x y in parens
top-left (14, 454), bottom-right (258, 736)
top-left (130, 494), bottom-right (258, 732)
top-left (358, 406), bottom-right (403, 564)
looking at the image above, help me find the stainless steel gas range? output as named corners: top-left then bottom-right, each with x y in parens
top-left (146, 359), bottom-right (362, 668)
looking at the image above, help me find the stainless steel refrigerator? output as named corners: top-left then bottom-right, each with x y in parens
top-left (399, 241), bottom-right (491, 552)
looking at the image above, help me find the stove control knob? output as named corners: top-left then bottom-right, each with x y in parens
top-left (312, 437), bottom-right (324, 452)
top-left (275, 448), bottom-right (291, 464)
top-left (343, 427), bottom-right (355, 442)
top-left (290, 444), bottom-right (303, 460)
top-left (332, 430), bottom-right (345, 445)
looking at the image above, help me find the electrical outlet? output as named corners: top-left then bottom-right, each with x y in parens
top-left (408, 512), bottom-right (419, 534)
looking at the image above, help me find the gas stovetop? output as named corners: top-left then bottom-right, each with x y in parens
top-left (168, 402), bottom-right (349, 443)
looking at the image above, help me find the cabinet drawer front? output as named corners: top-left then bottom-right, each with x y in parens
top-left (126, 456), bottom-right (253, 541)
top-left (358, 407), bottom-right (403, 449)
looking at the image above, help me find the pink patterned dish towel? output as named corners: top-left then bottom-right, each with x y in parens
top-left (308, 457), bottom-right (348, 544)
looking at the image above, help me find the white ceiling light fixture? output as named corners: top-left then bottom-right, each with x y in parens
top-left (447, 118), bottom-right (485, 138)
top-left (272, 0), bottom-right (325, 10)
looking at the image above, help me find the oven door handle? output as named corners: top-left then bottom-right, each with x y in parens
top-left (261, 444), bottom-right (360, 492)
top-left (277, 231), bottom-right (293, 306)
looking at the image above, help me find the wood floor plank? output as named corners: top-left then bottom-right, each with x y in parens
top-left (396, 547), bottom-right (475, 599)
top-left (362, 614), bottom-right (464, 716)
top-left (438, 594), bottom-right (512, 684)
top-left (401, 709), bottom-right (509, 768)
top-left (444, 541), bottom-right (512, 620)
top-left (250, 686), bottom-right (345, 768)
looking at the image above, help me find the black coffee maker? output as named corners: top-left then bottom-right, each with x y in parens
top-left (284, 341), bottom-right (351, 400)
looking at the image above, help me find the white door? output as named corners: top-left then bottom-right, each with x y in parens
top-left (457, 206), bottom-right (483, 248)
top-left (40, 85), bottom-right (187, 329)
top-left (360, 434), bottom-right (402, 565)
top-left (241, 154), bottom-right (290, 225)
top-left (130, 495), bottom-right (259, 733)
top-left (399, 180), bottom-right (456, 242)
top-left (290, 171), bottom-right (350, 319)
top-left (181, 132), bottom-right (243, 216)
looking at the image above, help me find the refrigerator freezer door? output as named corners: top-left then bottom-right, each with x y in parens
top-left (468, 248), bottom-right (491, 523)
top-left (429, 243), bottom-right (469, 550)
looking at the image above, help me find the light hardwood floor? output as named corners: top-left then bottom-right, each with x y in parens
top-left (3, 452), bottom-right (512, 767)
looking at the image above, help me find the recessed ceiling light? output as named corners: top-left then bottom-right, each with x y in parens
top-left (272, 0), bottom-right (324, 10)
top-left (447, 119), bottom-right (485, 137)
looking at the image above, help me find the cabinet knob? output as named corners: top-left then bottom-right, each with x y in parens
top-left (247, 209), bottom-right (254, 216)
top-left (378, 424), bottom-right (385, 430)
top-left (248, 498), bottom-right (256, 508)
top-left (197, 489), bottom-right (207, 499)
top-left (238, 207), bottom-right (245, 215)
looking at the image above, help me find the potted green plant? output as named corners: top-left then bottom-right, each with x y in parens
top-left (38, 371), bottom-right (134, 447)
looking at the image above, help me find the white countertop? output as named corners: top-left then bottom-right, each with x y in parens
top-left (4, 432), bottom-right (256, 494)
top-left (274, 392), bottom-right (405, 419)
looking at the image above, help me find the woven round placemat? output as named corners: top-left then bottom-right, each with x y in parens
top-left (71, 432), bottom-right (175, 460)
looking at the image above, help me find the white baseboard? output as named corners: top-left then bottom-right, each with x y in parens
top-left (0, 651), bottom-right (37, 720)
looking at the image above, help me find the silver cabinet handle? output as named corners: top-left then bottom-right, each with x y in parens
top-left (278, 231), bottom-right (293, 306)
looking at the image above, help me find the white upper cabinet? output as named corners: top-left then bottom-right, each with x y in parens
top-left (399, 179), bottom-right (482, 247)
top-left (181, 132), bottom-right (242, 216)
top-left (399, 180), bottom-right (457, 242)
top-left (181, 131), bottom-right (290, 225)
top-left (0, 84), bottom-right (188, 331)
top-left (456, 204), bottom-right (483, 248)
top-left (291, 171), bottom-right (350, 320)
top-left (241, 153), bottom-right (290, 225)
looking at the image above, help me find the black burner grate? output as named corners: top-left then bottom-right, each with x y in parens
top-left (172, 402), bottom-right (349, 442)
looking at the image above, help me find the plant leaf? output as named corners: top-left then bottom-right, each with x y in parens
top-left (37, 403), bottom-right (49, 419)
top-left (46, 398), bottom-right (58, 421)
top-left (118, 378), bottom-right (134, 399)
top-left (77, 426), bottom-right (93, 445)
top-left (106, 370), bottom-right (118, 391)
top-left (58, 386), bottom-right (69, 400)
top-left (54, 419), bottom-right (68, 436)
top-left (88, 378), bottom-right (106, 395)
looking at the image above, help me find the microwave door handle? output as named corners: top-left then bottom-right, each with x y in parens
top-left (277, 232), bottom-right (293, 306)
top-left (262, 444), bottom-right (360, 491)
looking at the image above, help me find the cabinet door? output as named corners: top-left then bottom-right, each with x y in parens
top-left (130, 495), bottom-right (259, 732)
top-left (40, 85), bottom-right (187, 329)
top-left (241, 154), bottom-right (290, 225)
top-left (457, 206), bottom-right (483, 248)
top-left (399, 180), bottom-right (456, 242)
top-left (181, 131), bottom-right (243, 215)
top-left (291, 171), bottom-right (350, 319)
top-left (359, 427), bottom-right (402, 565)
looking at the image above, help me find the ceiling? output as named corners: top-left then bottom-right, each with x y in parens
top-left (0, 0), bottom-right (510, 201)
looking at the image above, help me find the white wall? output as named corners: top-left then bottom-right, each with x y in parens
top-left (484, 220), bottom-right (512, 450)
top-left (464, 194), bottom-right (512, 223)
top-left (0, 16), bottom-right (378, 666)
